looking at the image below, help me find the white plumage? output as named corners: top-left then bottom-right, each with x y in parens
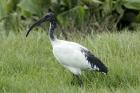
top-left (26, 11), bottom-right (108, 85)
top-left (52, 40), bottom-right (92, 75)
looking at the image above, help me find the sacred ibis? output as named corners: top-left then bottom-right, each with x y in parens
top-left (26, 11), bottom-right (108, 85)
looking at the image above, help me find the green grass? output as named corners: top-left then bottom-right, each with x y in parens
top-left (0, 31), bottom-right (140, 93)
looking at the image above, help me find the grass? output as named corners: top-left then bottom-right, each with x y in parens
top-left (0, 30), bottom-right (140, 93)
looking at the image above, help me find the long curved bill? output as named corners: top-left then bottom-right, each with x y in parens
top-left (26, 16), bottom-right (48, 37)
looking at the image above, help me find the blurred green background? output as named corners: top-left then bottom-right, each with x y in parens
top-left (0, 1), bottom-right (140, 93)
top-left (0, 0), bottom-right (140, 35)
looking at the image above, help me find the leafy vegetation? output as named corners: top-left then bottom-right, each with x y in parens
top-left (0, 0), bottom-right (140, 34)
top-left (0, 30), bottom-right (140, 93)
top-left (0, 1), bottom-right (140, 93)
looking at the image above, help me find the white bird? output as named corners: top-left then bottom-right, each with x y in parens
top-left (26, 10), bottom-right (108, 85)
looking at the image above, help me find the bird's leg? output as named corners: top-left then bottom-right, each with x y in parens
top-left (76, 75), bottom-right (83, 87)
top-left (71, 74), bottom-right (83, 87)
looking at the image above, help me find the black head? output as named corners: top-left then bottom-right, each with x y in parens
top-left (43, 12), bottom-right (55, 22)
top-left (26, 10), bottom-right (55, 37)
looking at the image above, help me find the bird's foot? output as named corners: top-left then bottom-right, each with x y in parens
top-left (71, 74), bottom-right (83, 87)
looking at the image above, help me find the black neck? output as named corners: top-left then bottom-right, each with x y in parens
top-left (49, 21), bottom-right (57, 41)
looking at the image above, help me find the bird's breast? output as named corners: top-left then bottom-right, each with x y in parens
top-left (52, 45), bottom-right (91, 69)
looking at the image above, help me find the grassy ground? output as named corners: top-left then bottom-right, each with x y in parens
top-left (0, 30), bottom-right (140, 93)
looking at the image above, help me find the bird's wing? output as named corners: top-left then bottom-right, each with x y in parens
top-left (53, 40), bottom-right (108, 74)
top-left (65, 41), bottom-right (108, 74)
top-left (80, 48), bottom-right (108, 74)
top-left (53, 41), bottom-right (91, 68)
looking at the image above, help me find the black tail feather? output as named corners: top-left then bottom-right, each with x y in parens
top-left (89, 55), bottom-right (108, 74)
top-left (81, 49), bottom-right (108, 74)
